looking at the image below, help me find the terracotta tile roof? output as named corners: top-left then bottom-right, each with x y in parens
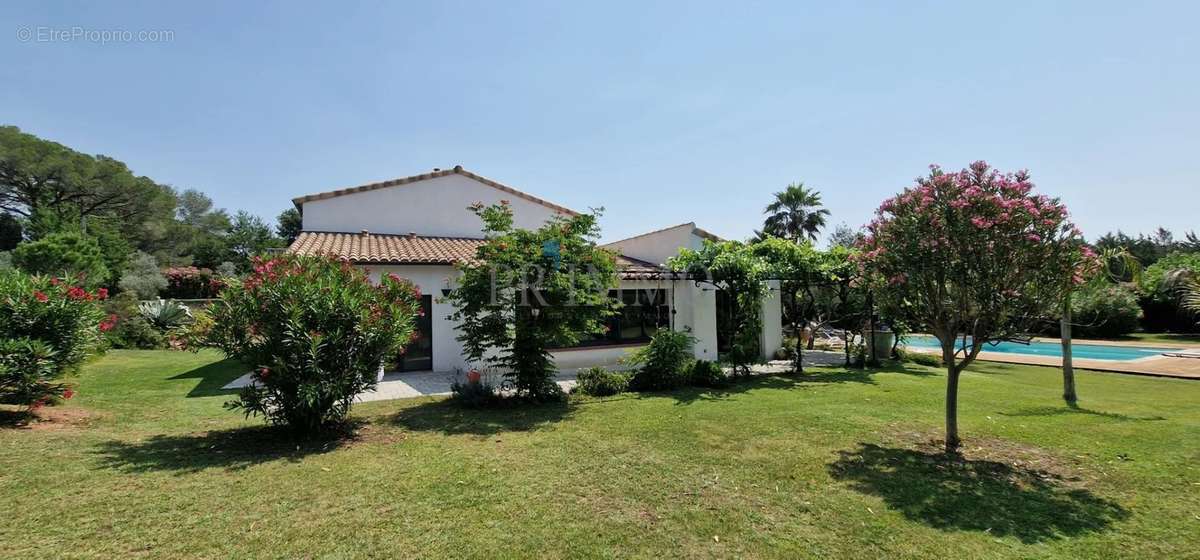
top-left (288, 231), bottom-right (670, 278)
top-left (291, 165), bottom-right (579, 216)
top-left (289, 231), bottom-right (485, 264)
top-left (614, 254), bottom-right (672, 279)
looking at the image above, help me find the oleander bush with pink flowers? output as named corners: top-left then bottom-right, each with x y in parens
top-left (207, 254), bottom-right (420, 435)
top-left (857, 161), bottom-right (1098, 451)
top-left (0, 269), bottom-right (109, 407)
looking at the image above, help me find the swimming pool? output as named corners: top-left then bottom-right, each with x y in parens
top-left (903, 335), bottom-right (1174, 362)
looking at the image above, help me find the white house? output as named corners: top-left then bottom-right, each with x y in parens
top-left (288, 165), bottom-right (783, 373)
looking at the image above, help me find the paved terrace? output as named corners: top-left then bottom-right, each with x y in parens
top-left (910, 337), bottom-right (1200, 380)
top-left (222, 351), bottom-right (849, 402)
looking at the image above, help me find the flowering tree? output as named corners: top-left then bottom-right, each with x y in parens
top-left (207, 254), bottom-right (420, 434)
top-left (859, 162), bottom-right (1095, 452)
top-left (445, 202), bottom-right (617, 399)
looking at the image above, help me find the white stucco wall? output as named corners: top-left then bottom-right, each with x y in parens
top-left (671, 280), bottom-right (719, 361)
top-left (602, 223), bottom-right (708, 266)
top-left (363, 267), bottom-right (710, 373)
top-left (311, 173), bottom-right (756, 373)
top-left (301, 174), bottom-right (570, 237)
top-left (365, 265), bottom-right (469, 373)
top-left (759, 280), bottom-right (783, 360)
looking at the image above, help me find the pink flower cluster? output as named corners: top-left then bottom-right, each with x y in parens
top-left (859, 161), bottom-right (1087, 293)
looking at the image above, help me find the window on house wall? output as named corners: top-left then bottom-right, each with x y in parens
top-left (568, 288), bottom-right (671, 348)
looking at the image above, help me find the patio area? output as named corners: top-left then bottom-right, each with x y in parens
top-left (221, 350), bottom-right (850, 402)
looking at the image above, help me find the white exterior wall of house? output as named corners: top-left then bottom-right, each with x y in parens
top-left (759, 280), bottom-right (784, 360)
top-left (294, 169), bottom-right (782, 372)
top-left (602, 223), bottom-right (706, 267)
top-left (363, 265), bottom-right (467, 372)
top-left (301, 173), bottom-right (565, 237)
top-left (362, 267), bottom-right (689, 373)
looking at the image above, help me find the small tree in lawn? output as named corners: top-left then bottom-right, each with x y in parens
top-left (446, 202), bottom-right (617, 400)
top-left (859, 161), bottom-right (1094, 453)
top-left (207, 254), bottom-right (420, 435)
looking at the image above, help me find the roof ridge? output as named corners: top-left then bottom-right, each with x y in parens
top-left (298, 230), bottom-right (486, 241)
top-left (602, 222), bottom-right (725, 246)
top-left (291, 165), bottom-right (579, 216)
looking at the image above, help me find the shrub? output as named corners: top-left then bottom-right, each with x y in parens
top-left (103, 292), bottom-right (164, 349)
top-left (169, 308), bottom-right (214, 351)
top-left (627, 329), bottom-right (694, 391)
top-left (1140, 252), bottom-right (1200, 302)
top-left (1139, 252), bottom-right (1200, 331)
top-left (0, 269), bottom-right (108, 376)
top-left (574, 366), bottom-right (630, 396)
top-left (163, 266), bottom-right (225, 299)
top-left (689, 360), bottom-right (728, 387)
top-left (0, 338), bottom-right (71, 409)
top-left (449, 367), bottom-right (500, 407)
top-left (896, 348), bottom-right (943, 368)
top-left (215, 261), bottom-right (238, 279)
top-left (138, 298), bottom-right (193, 330)
top-left (117, 252), bottom-right (167, 299)
top-left (11, 232), bottom-right (110, 288)
top-left (207, 254), bottom-right (420, 435)
top-left (1071, 283), bottom-right (1142, 338)
top-left (0, 214), bottom-right (20, 252)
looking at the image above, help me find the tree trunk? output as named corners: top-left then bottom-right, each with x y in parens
top-left (793, 320), bottom-right (804, 373)
top-left (940, 339), bottom-right (961, 453)
top-left (945, 366), bottom-right (961, 453)
top-left (1061, 294), bottom-right (1077, 405)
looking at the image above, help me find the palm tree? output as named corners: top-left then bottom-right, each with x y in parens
top-left (762, 183), bottom-right (830, 242)
top-left (1164, 268), bottom-right (1200, 315)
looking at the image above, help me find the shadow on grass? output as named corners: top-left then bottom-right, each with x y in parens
top-left (0, 409), bottom-right (30, 429)
top-left (168, 358), bottom-right (246, 398)
top-left (998, 405), bottom-right (1166, 422)
top-left (801, 363), bottom-right (939, 384)
top-left (665, 364), bottom-right (939, 405)
top-left (388, 398), bottom-right (574, 436)
top-left (93, 423), bottom-right (357, 473)
top-left (828, 443), bottom-right (1129, 543)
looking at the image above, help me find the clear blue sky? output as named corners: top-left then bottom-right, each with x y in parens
top-left (4, 1), bottom-right (1197, 244)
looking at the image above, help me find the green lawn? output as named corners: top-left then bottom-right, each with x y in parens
top-left (2, 350), bottom-right (1198, 559)
top-left (1109, 332), bottom-right (1200, 346)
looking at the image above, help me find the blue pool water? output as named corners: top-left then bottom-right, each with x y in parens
top-left (903, 336), bottom-right (1173, 361)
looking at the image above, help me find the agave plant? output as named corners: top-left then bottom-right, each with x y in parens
top-left (138, 298), bottom-right (193, 331)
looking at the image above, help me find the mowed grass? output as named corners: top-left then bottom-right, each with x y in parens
top-left (1111, 332), bottom-right (1200, 346)
top-left (1, 350), bottom-right (1197, 559)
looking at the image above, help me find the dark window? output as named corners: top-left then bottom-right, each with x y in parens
top-left (569, 288), bottom-right (671, 348)
top-left (395, 295), bottom-right (433, 371)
